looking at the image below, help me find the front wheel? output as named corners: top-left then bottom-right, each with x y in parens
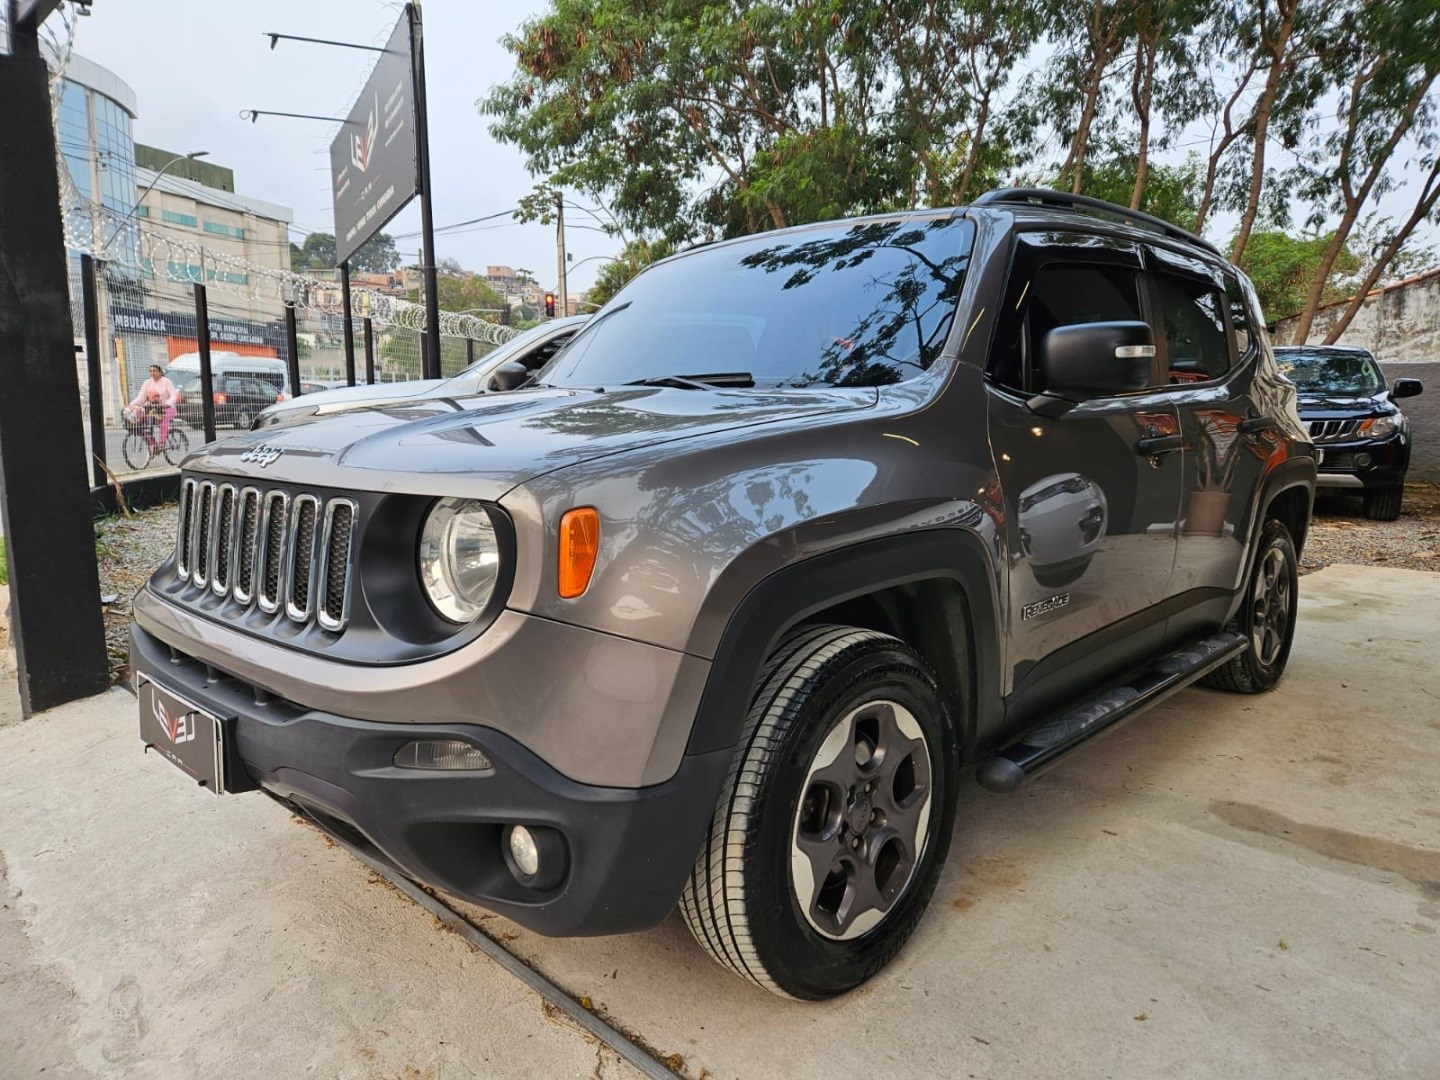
top-left (1201, 518), bottom-right (1298, 693)
top-left (681, 625), bottom-right (956, 999)
top-left (163, 425), bottom-right (190, 465)
top-left (120, 432), bottom-right (150, 471)
top-left (1363, 484), bottom-right (1403, 521)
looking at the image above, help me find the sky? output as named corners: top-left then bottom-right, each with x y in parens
top-left (62, 0), bottom-right (623, 293)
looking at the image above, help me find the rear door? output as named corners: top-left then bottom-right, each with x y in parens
top-left (985, 231), bottom-right (1184, 717)
top-left (1143, 246), bottom-right (1270, 628)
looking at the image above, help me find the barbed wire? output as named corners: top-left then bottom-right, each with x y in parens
top-left (40, 2), bottom-right (517, 349)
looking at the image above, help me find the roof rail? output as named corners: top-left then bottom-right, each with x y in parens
top-left (973, 187), bottom-right (1223, 259)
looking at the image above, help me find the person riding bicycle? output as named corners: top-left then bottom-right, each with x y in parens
top-left (128, 364), bottom-right (178, 444)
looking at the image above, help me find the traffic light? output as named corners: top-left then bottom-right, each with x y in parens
top-left (544, 292), bottom-right (556, 318)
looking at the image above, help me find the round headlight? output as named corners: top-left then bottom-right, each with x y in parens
top-left (418, 498), bottom-right (501, 623)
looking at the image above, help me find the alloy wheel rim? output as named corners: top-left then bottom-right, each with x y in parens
top-left (1250, 547), bottom-right (1291, 667)
top-left (790, 699), bottom-right (933, 941)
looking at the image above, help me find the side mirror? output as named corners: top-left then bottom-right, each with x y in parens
top-left (1392, 378), bottom-right (1423, 399)
top-left (488, 361), bottom-right (530, 392)
top-left (1038, 321), bottom-right (1155, 400)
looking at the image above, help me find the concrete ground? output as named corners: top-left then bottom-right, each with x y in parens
top-left (1, 564), bottom-right (1438, 1079)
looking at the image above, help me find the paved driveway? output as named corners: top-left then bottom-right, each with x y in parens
top-left (2, 564), bottom-right (1438, 1078)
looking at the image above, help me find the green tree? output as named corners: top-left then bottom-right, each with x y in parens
top-left (1080, 153), bottom-right (1203, 229)
top-left (289, 230), bottom-right (399, 273)
top-left (407, 274), bottom-right (506, 314)
top-left (290, 232), bottom-right (336, 270)
top-left (1234, 229), bottom-right (1360, 321)
top-left (585, 238), bottom-right (677, 309)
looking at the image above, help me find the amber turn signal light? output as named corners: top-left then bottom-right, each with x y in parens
top-left (558, 507), bottom-right (600, 598)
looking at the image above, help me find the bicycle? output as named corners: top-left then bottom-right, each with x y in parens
top-left (121, 405), bottom-right (190, 470)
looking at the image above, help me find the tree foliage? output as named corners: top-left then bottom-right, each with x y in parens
top-left (289, 231), bottom-right (400, 274)
top-left (485, 0), bottom-right (1440, 342)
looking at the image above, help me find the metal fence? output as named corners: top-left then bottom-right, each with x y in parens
top-left (73, 259), bottom-right (498, 479)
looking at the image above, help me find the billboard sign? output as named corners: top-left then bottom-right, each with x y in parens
top-left (330, 7), bottom-right (418, 265)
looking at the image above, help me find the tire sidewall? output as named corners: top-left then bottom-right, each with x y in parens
top-left (745, 643), bottom-right (956, 999)
top-left (1240, 521), bottom-right (1299, 689)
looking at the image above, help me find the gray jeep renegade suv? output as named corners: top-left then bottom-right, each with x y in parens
top-left (132, 189), bottom-right (1316, 999)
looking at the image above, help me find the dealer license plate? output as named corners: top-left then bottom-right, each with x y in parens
top-left (137, 675), bottom-right (228, 796)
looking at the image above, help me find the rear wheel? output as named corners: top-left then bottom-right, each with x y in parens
top-left (120, 432), bottom-right (150, 471)
top-left (1363, 484), bottom-right (1403, 521)
top-left (681, 625), bottom-right (956, 999)
top-left (1202, 518), bottom-right (1298, 694)
top-left (232, 407), bottom-right (253, 431)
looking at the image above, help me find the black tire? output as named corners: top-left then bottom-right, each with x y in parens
top-left (163, 425), bottom-right (190, 466)
top-left (681, 625), bottom-right (957, 999)
top-left (1363, 484), bottom-right (1403, 521)
top-left (1201, 518), bottom-right (1298, 693)
top-left (120, 432), bottom-right (150, 471)
top-left (232, 408), bottom-right (253, 431)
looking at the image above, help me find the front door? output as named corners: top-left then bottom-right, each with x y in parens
top-left (985, 232), bottom-right (1183, 719)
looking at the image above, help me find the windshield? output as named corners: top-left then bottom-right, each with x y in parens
top-left (543, 215), bottom-right (974, 389)
top-left (1276, 348), bottom-right (1383, 395)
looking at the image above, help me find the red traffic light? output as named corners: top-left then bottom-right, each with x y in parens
top-left (544, 292), bottom-right (556, 318)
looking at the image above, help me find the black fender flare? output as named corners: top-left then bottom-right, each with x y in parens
top-left (683, 528), bottom-right (1004, 761)
top-left (1229, 455), bottom-right (1316, 622)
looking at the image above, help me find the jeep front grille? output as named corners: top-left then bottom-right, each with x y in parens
top-left (175, 477), bottom-right (357, 632)
top-left (1308, 419), bottom-right (1362, 442)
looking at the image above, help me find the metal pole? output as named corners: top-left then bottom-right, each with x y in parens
top-left (194, 283), bottom-right (218, 443)
top-left (363, 318), bottom-right (375, 385)
top-left (411, 1), bottom-right (442, 380)
top-left (466, 337), bottom-right (474, 367)
top-left (284, 304), bottom-right (302, 398)
top-left (340, 261), bottom-right (357, 387)
top-left (81, 254), bottom-right (107, 489)
top-left (555, 192), bottom-right (568, 318)
top-left (2, 0), bottom-right (111, 718)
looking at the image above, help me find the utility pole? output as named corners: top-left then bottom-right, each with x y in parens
top-left (555, 192), bottom-right (568, 318)
top-left (411, 1), bottom-right (441, 379)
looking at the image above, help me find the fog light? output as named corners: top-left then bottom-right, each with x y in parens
top-left (1354, 451), bottom-right (1372, 468)
top-left (393, 739), bottom-right (492, 771)
top-left (502, 824), bottom-right (566, 889)
top-left (509, 826), bottom-right (540, 877)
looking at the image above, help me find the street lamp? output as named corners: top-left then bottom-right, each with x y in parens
top-left (102, 150), bottom-right (208, 253)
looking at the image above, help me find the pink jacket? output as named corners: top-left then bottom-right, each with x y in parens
top-left (130, 376), bottom-right (176, 409)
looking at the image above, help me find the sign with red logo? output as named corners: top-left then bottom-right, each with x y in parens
top-left (137, 676), bottom-right (226, 796)
top-left (329, 6), bottom-right (418, 265)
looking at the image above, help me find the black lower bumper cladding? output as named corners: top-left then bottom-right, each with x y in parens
top-left (130, 624), bottom-right (729, 936)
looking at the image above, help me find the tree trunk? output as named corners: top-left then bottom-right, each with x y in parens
top-left (1231, 1), bottom-right (1298, 263)
top-left (1323, 159), bottom-right (1440, 343)
top-left (1130, 36), bottom-right (1157, 210)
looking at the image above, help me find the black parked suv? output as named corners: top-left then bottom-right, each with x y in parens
top-left (1273, 345), bottom-right (1422, 519)
top-left (133, 190), bottom-right (1315, 999)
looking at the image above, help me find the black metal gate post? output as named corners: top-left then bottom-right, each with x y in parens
top-left (194, 283), bottom-right (217, 443)
top-left (466, 337), bottom-right (474, 367)
top-left (0, 37), bottom-right (111, 714)
top-left (409, 2), bottom-right (442, 380)
top-left (363, 318), bottom-right (375, 385)
top-left (284, 304), bottom-right (302, 398)
top-left (81, 254), bottom-right (108, 489)
top-left (340, 261), bottom-right (357, 387)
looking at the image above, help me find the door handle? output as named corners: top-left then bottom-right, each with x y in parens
top-left (1238, 415), bottom-right (1277, 435)
top-left (1135, 434), bottom-right (1184, 456)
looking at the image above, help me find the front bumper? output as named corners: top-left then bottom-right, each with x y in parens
top-left (1313, 433), bottom-right (1409, 489)
top-left (131, 622), bottom-right (731, 936)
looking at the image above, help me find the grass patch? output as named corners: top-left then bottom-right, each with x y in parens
top-left (0, 537), bottom-right (7, 586)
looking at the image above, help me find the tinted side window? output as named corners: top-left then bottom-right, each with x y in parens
top-left (1153, 273), bottom-right (1231, 383)
top-left (1224, 274), bottom-right (1254, 359)
top-left (1025, 265), bottom-right (1145, 393)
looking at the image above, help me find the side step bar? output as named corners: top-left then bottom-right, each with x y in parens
top-left (975, 630), bottom-right (1249, 793)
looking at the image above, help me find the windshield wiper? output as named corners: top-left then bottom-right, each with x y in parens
top-left (626, 371), bottom-right (755, 390)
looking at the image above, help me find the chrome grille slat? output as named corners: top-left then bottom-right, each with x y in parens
top-left (256, 491), bottom-right (290, 613)
top-left (210, 485), bottom-right (237, 596)
top-left (1308, 419), bottom-right (1362, 443)
top-left (233, 488), bottom-right (261, 604)
top-left (317, 500), bottom-right (357, 632)
top-left (285, 495), bottom-right (321, 623)
top-left (173, 476), bottom-right (357, 633)
top-left (191, 481), bottom-right (214, 587)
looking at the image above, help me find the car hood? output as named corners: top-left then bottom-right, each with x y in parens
top-left (1294, 389), bottom-right (1394, 419)
top-left (258, 379), bottom-right (448, 422)
top-left (188, 384), bottom-right (877, 498)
